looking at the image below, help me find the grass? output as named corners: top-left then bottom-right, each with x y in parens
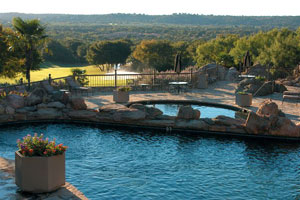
top-left (0, 62), bottom-right (105, 84)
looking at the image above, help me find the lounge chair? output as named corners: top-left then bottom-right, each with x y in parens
top-left (282, 91), bottom-right (300, 105)
top-left (65, 77), bottom-right (91, 96)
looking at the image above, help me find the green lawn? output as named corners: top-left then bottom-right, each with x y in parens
top-left (0, 62), bottom-right (105, 84)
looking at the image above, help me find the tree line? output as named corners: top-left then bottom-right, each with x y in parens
top-left (1, 17), bottom-right (300, 86)
top-left (1, 13), bottom-right (300, 27)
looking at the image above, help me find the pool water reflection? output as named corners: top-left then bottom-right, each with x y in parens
top-left (0, 124), bottom-right (299, 200)
top-left (146, 104), bottom-right (236, 118)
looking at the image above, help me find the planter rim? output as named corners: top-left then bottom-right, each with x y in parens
top-left (15, 150), bottom-right (65, 158)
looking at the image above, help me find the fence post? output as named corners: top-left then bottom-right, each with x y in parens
top-left (152, 70), bottom-right (156, 86)
top-left (48, 74), bottom-right (52, 84)
top-left (190, 68), bottom-right (193, 83)
top-left (115, 69), bottom-right (117, 88)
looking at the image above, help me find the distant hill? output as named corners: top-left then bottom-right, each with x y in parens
top-left (0, 13), bottom-right (300, 27)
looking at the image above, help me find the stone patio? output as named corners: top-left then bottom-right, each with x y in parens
top-left (85, 81), bottom-right (300, 123)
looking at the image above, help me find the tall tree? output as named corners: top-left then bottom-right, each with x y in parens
top-left (12, 17), bottom-right (47, 88)
top-left (132, 40), bottom-right (174, 71)
top-left (0, 25), bottom-right (24, 78)
top-left (86, 40), bottom-right (132, 71)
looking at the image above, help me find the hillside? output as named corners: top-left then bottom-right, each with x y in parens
top-left (0, 13), bottom-right (300, 27)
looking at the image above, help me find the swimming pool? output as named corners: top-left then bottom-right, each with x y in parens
top-left (146, 104), bottom-right (237, 118)
top-left (1, 123), bottom-right (300, 199)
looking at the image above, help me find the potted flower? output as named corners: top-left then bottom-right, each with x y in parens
top-left (113, 86), bottom-right (131, 103)
top-left (15, 133), bottom-right (67, 193)
top-left (236, 91), bottom-right (252, 107)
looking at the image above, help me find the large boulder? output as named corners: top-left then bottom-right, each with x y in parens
top-left (245, 112), bottom-right (271, 134)
top-left (98, 104), bottom-right (146, 122)
top-left (68, 110), bottom-right (96, 120)
top-left (0, 105), bottom-right (5, 115)
top-left (69, 97), bottom-right (87, 110)
top-left (177, 105), bottom-right (200, 120)
top-left (256, 99), bottom-right (279, 117)
top-left (269, 117), bottom-right (300, 137)
top-left (129, 104), bottom-right (163, 119)
top-left (7, 94), bottom-right (25, 109)
top-left (112, 109), bottom-right (146, 122)
top-left (175, 119), bottom-right (209, 130)
top-left (16, 106), bottom-right (37, 114)
top-left (5, 106), bottom-right (15, 115)
top-left (25, 88), bottom-right (47, 106)
top-left (245, 101), bottom-right (300, 137)
top-left (35, 108), bottom-right (62, 120)
top-left (226, 67), bottom-right (239, 81)
top-left (212, 115), bottom-right (245, 127)
top-left (52, 91), bottom-right (69, 105)
top-left (47, 101), bottom-right (66, 109)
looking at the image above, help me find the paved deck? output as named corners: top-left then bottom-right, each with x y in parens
top-left (85, 81), bottom-right (300, 123)
top-left (0, 157), bottom-right (88, 200)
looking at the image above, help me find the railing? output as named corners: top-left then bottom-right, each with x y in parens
top-left (0, 70), bottom-right (195, 92)
top-left (80, 70), bottom-right (194, 88)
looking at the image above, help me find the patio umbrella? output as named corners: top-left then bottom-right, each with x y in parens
top-left (243, 51), bottom-right (251, 72)
top-left (174, 54), bottom-right (182, 75)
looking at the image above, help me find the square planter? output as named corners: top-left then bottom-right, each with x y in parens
top-left (236, 93), bottom-right (252, 107)
top-left (113, 90), bottom-right (129, 103)
top-left (15, 151), bottom-right (65, 193)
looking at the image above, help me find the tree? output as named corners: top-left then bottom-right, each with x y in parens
top-left (12, 17), bottom-right (47, 88)
top-left (132, 40), bottom-right (174, 71)
top-left (0, 25), bottom-right (24, 78)
top-left (195, 34), bottom-right (238, 67)
top-left (86, 40), bottom-right (132, 71)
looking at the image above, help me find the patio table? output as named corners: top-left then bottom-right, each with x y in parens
top-left (169, 82), bottom-right (188, 94)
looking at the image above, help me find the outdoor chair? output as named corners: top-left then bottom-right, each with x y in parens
top-left (65, 77), bottom-right (91, 96)
top-left (282, 91), bottom-right (300, 105)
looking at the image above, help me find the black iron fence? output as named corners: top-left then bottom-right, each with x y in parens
top-left (0, 70), bottom-right (195, 92)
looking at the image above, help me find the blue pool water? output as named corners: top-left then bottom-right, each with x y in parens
top-left (146, 104), bottom-right (236, 118)
top-left (0, 124), bottom-right (300, 199)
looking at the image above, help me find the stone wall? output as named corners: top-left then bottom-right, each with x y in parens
top-left (0, 87), bottom-right (299, 139)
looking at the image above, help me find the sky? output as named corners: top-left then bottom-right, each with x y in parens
top-left (0, 0), bottom-right (299, 16)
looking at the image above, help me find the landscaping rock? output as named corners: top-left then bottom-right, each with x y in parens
top-left (269, 117), bottom-right (300, 137)
top-left (70, 97), bottom-right (87, 110)
top-left (35, 108), bottom-right (62, 120)
top-left (130, 104), bottom-right (163, 119)
top-left (7, 94), bottom-right (24, 109)
top-left (0, 105), bottom-right (5, 115)
top-left (16, 106), bottom-right (37, 114)
top-left (141, 119), bottom-right (175, 127)
top-left (175, 120), bottom-right (209, 130)
top-left (37, 103), bottom-right (48, 109)
top-left (226, 67), bottom-right (239, 81)
top-left (256, 99), bottom-right (279, 117)
top-left (177, 105), bottom-right (200, 120)
top-left (5, 106), bottom-right (15, 115)
top-left (245, 111), bottom-right (271, 134)
top-left (113, 108), bottom-right (146, 122)
top-left (99, 104), bottom-right (128, 112)
top-left (14, 113), bottom-right (27, 121)
top-left (47, 101), bottom-right (66, 109)
top-left (25, 88), bottom-right (47, 106)
top-left (212, 115), bottom-right (245, 127)
top-left (68, 110), bottom-right (96, 120)
top-left (52, 91), bottom-right (69, 104)
top-left (274, 83), bottom-right (287, 93)
top-left (0, 115), bottom-right (10, 122)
